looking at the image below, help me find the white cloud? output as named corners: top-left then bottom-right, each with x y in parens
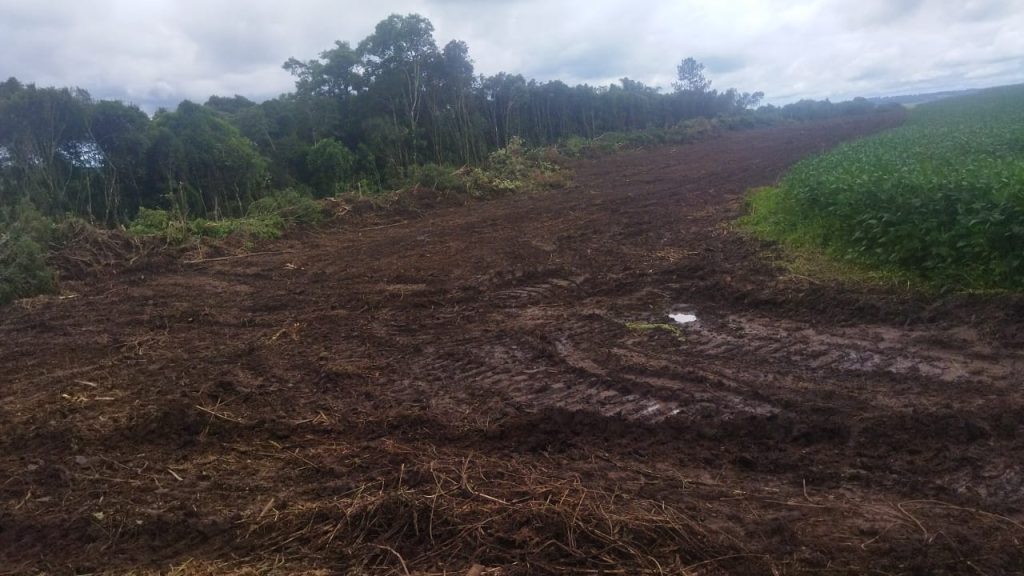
top-left (0, 0), bottom-right (1021, 111)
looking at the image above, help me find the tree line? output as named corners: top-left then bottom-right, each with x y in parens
top-left (0, 13), bottom-right (887, 225)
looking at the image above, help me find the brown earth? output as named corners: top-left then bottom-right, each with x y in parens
top-left (3, 114), bottom-right (1023, 575)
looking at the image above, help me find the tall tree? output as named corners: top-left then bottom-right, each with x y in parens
top-left (358, 14), bottom-right (440, 166)
top-left (427, 39), bottom-right (482, 164)
top-left (284, 41), bottom-right (363, 99)
top-left (0, 82), bottom-right (91, 214)
top-left (147, 101), bottom-right (267, 218)
top-left (673, 58), bottom-right (711, 93)
top-left (89, 100), bottom-right (151, 221)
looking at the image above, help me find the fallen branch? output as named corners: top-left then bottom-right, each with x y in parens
top-left (195, 404), bottom-right (247, 424)
top-left (360, 221), bottom-right (408, 231)
top-left (184, 250), bottom-right (291, 264)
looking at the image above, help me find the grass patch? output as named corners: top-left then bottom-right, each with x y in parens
top-left (740, 85), bottom-right (1024, 292)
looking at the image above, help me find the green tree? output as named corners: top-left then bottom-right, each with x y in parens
top-left (480, 73), bottom-right (528, 147)
top-left (89, 100), bottom-right (151, 221)
top-left (283, 41), bottom-right (364, 146)
top-left (0, 82), bottom-right (91, 214)
top-left (305, 138), bottom-right (354, 197)
top-left (673, 58), bottom-right (711, 93)
top-left (358, 14), bottom-right (440, 166)
top-left (427, 39), bottom-right (484, 164)
top-left (204, 94), bottom-right (257, 115)
top-left (738, 91), bottom-right (765, 109)
top-left (284, 41), bottom-right (363, 99)
top-left (147, 101), bottom-right (267, 218)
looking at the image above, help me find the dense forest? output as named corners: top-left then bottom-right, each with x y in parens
top-left (0, 13), bottom-right (885, 226)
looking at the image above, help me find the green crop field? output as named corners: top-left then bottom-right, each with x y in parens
top-left (744, 84), bottom-right (1024, 290)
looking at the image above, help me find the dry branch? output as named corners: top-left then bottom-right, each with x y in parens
top-left (183, 250), bottom-right (292, 264)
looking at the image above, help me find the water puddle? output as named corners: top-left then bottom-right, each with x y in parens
top-left (669, 313), bottom-right (697, 324)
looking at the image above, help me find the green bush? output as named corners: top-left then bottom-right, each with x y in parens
top-left (129, 207), bottom-right (173, 235)
top-left (406, 163), bottom-right (475, 194)
top-left (400, 138), bottom-right (569, 197)
top-left (247, 188), bottom-right (324, 226)
top-left (128, 188), bottom-right (324, 243)
top-left (128, 207), bottom-right (191, 243)
top-left (480, 137), bottom-right (569, 193)
top-left (306, 138), bottom-right (356, 197)
top-left (0, 201), bottom-right (55, 305)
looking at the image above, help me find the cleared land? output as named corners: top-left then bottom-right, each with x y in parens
top-left (3, 113), bottom-right (1024, 575)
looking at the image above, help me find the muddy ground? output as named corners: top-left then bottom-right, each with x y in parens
top-left (3, 114), bottom-right (1023, 575)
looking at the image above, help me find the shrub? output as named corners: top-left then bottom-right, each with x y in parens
top-left (128, 208), bottom-right (191, 243)
top-left (247, 188), bottom-right (324, 227)
top-left (399, 138), bottom-right (570, 197)
top-left (407, 163), bottom-right (474, 195)
top-left (306, 139), bottom-right (356, 197)
top-left (128, 188), bottom-right (324, 243)
top-left (0, 201), bottom-right (55, 305)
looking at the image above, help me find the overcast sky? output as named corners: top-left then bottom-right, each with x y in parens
top-left (2, 0), bottom-right (1022, 111)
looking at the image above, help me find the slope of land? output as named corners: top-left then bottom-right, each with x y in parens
top-left (3, 113), bottom-right (1024, 575)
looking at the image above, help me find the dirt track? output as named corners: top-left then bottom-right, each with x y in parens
top-left (3, 115), bottom-right (1024, 575)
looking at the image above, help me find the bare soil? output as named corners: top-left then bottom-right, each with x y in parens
top-left (3, 115), bottom-right (1023, 575)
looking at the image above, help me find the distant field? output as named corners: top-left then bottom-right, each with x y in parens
top-left (744, 84), bottom-right (1024, 290)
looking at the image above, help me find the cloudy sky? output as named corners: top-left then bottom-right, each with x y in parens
top-left (1, 0), bottom-right (1022, 111)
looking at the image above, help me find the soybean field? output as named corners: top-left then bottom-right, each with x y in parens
top-left (745, 85), bottom-right (1024, 289)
